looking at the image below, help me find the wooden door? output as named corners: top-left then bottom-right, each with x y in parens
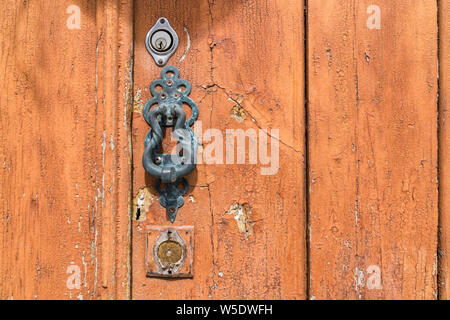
top-left (0, 0), bottom-right (448, 300)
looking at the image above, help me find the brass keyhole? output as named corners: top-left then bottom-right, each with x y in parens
top-left (157, 240), bottom-right (184, 265)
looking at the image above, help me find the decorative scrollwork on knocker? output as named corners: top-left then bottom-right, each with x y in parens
top-left (142, 66), bottom-right (199, 222)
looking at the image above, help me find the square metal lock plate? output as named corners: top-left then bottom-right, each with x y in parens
top-left (146, 226), bottom-right (194, 278)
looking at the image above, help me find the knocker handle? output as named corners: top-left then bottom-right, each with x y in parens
top-left (142, 66), bottom-right (199, 222)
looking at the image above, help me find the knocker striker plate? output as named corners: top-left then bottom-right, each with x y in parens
top-left (142, 66), bottom-right (198, 222)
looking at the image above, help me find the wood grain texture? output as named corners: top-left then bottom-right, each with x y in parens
top-left (308, 0), bottom-right (438, 299)
top-left (439, 0), bottom-right (450, 300)
top-left (132, 0), bottom-right (306, 299)
top-left (0, 0), bottom-right (132, 299)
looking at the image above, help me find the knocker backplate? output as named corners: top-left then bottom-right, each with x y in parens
top-left (143, 66), bottom-right (198, 129)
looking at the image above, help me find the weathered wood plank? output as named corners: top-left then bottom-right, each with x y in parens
top-left (94, 0), bottom-right (133, 300)
top-left (308, 0), bottom-right (438, 299)
top-left (0, 0), bottom-right (132, 299)
top-left (132, 0), bottom-right (306, 299)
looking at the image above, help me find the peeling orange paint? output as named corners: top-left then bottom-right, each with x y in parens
top-left (226, 203), bottom-right (254, 240)
top-left (133, 187), bottom-right (154, 222)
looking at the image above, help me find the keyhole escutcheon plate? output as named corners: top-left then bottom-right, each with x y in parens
top-left (146, 17), bottom-right (179, 67)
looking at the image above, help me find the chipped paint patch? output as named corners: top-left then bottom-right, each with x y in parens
top-left (354, 267), bottom-right (365, 292)
top-left (123, 57), bottom-right (134, 129)
top-left (229, 93), bottom-right (246, 123)
top-left (231, 105), bottom-right (246, 123)
top-left (133, 87), bottom-right (144, 113)
top-left (197, 144), bottom-right (204, 156)
top-left (133, 187), bottom-right (154, 222)
top-left (226, 203), bottom-right (254, 239)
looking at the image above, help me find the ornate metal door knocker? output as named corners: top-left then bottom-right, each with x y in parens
top-left (142, 66), bottom-right (199, 222)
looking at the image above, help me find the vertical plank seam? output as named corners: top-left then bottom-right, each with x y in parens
top-left (304, 0), bottom-right (311, 300)
top-left (119, 0), bottom-right (135, 300)
top-left (128, 0), bottom-right (136, 301)
top-left (437, 0), bottom-right (443, 301)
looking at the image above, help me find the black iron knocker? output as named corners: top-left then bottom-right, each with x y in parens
top-left (142, 65), bottom-right (198, 222)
